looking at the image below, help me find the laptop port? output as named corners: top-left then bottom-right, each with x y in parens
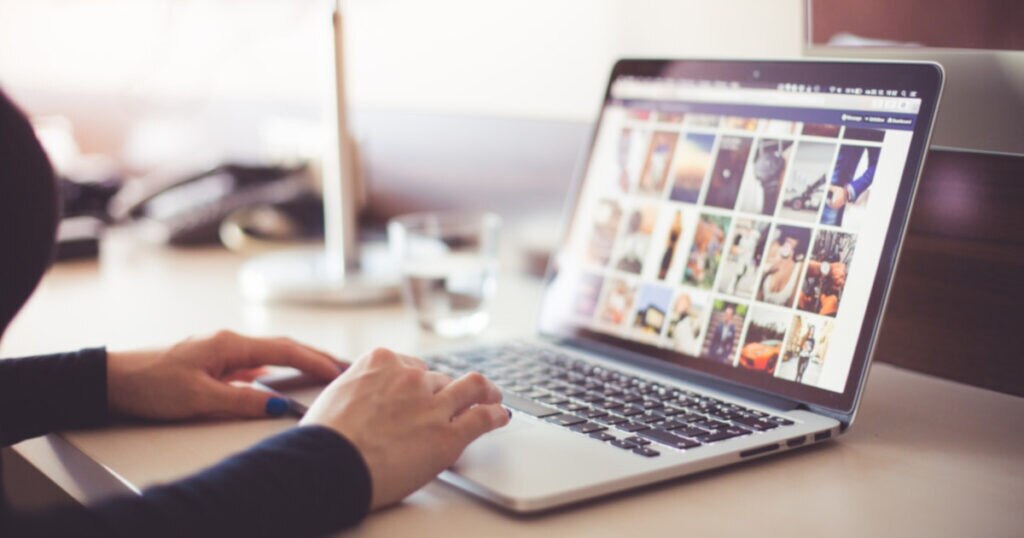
top-left (814, 431), bottom-right (832, 442)
top-left (740, 444), bottom-right (779, 458)
top-left (786, 436), bottom-right (806, 447)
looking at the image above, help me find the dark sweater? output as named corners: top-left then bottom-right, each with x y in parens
top-left (0, 349), bottom-right (372, 537)
top-left (0, 89), bottom-right (372, 535)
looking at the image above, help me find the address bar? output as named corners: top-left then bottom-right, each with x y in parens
top-left (610, 79), bottom-right (895, 111)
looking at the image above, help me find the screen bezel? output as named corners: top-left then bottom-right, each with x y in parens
top-left (538, 58), bottom-right (943, 418)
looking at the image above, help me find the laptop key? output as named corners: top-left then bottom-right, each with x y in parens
top-left (597, 400), bottom-right (624, 411)
top-left (660, 406), bottom-right (685, 416)
top-left (558, 402), bottom-right (589, 413)
top-left (618, 422), bottom-right (650, 433)
top-left (589, 431), bottom-right (615, 442)
top-left (660, 419), bottom-right (688, 430)
top-left (698, 428), bottom-right (749, 444)
top-left (547, 413), bottom-right (587, 427)
top-left (610, 439), bottom-right (638, 450)
top-left (501, 393), bottom-right (561, 418)
top-left (672, 427), bottom-right (710, 440)
top-left (623, 436), bottom-right (651, 446)
top-left (639, 429), bottom-right (702, 450)
top-left (633, 447), bottom-right (661, 458)
top-left (571, 422), bottom-right (608, 434)
top-left (639, 414), bottom-right (666, 425)
top-left (583, 408), bottom-right (608, 419)
top-left (641, 399), bottom-right (663, 410)
top-left (595, 414), bottom-right (628, 426)
top-left (621, 406), bottom-right (645, 417)
top-left (537, 395), bottom-right (570, 406)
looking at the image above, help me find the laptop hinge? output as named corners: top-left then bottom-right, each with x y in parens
top-left (548, 335), bottom-right (804, 414)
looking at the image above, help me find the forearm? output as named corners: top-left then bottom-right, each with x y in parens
top-left (4, 426), bottom-right (372, 537)
top-left (0, 348), bottom-right (109, 446)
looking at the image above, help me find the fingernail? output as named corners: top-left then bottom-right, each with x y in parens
top-left (266, 397), bottom-right (289, 417)
top-left (505, 407), bottom-right (513, 419)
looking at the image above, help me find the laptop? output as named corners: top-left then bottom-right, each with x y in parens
top-left (280, 59), bottom-right (944, 513)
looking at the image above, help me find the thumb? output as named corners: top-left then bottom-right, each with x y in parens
top-left (203, 380), bottom-right (292, 418)
top-left (450, 403), bottom-right (510, 445)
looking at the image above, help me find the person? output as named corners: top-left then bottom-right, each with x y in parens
top-left (707, 305), bottom-right (737, 363)
top-left (795, 326), bottom-right (816, 384)
top-left (0, 90), bottom-right (510, 537)
top-left (820, 146), bottom-right (879, 227)
top-left (614, 209), bottom-right (649, 274)
top-left (668, 294), bottom-right (700, 357)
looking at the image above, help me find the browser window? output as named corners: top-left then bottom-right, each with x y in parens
top-left (544, 76), bottom-right (922, 394)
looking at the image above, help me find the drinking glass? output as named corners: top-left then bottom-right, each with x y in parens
top-left (387, 212), bottom-right (501, 337)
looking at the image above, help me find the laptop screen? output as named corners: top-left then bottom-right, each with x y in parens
top-left (540, 60), bottom-right (942, 413)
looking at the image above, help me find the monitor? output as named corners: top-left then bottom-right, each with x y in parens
top-left (539, 59), bottom-right (942, 416)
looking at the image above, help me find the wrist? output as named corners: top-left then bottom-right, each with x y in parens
top-left (106, 349), bottom-right (158, 416)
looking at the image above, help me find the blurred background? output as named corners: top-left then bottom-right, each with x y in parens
top-left (0, 0), bottom-right (807, 219)
top-left (0, 0), bottom-right (1021, 394)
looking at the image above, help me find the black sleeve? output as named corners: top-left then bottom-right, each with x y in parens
top-left (0, 348), bottom-right (109, 446)
top-left (4, 425), bottom-right (373, 537)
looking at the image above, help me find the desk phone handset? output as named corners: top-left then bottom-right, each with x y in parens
top-left (109, 164), bottom-right (316, 246)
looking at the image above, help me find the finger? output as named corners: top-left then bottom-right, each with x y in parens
top-left (221, 366), bottom-right (269, 384)
top-left (392, 352), bottom-right (427, 370)
top-left (285, 338), bottom-right (351, 371)
top-left (436, 372), bottom-right (502, 416)
top-left (200, 380), bottom-right (292, 418)
top-left (449, 403), bottom-right (510, 444)
top-left (424, 371), bottom-right (453, 393)
top-left (211, 332), bottom-right (341, 381)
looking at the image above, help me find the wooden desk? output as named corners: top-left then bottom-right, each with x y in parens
top-left (3, 235), bottom-right (1023, 537)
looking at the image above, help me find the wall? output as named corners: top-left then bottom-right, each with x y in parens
top-left (0, 0), bottom-right (803, 143)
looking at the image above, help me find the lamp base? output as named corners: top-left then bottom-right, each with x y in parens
top-left (239, 243), bottom-right (401, 305)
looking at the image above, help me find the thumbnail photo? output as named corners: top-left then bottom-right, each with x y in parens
top-left (655, 209), bottom-right (684, 280)
top-left (736, 139), bottom-right (794, 216)
top-left (776, 314), bottom-right (834, 386)
top-left (760, 120), bottom-right (800, 137)
top-left (802, 123), bottom-right (841, 138)
top-left (723, 117), bottom-right (759, 132)
top-left (668, 133), bottom-right (716, 204)
top-left (627, 108), bottom-right (652, 122)
top-left (737, 306), bottom-right (791, 375)
top-left (705, 136), bottom-right (754, 209)
top-left (684, 114), bottom-right (720, 128)
top-left (779, 142), bottom-right (836, 223)
top-left (701, 299), bottom-right (748, 364)
top-left (666, 290), bottom-right (708, 357)
top-left (637, 132), bottom-right (680, 196)
top-left (756, 225), bottom-right (812, 307)
top-left (572, 273), bottom-right (604, 319)
top-left (683, 213), bottom-right (732, 289)
top-left (612, 205), bottom-right (660, 274)
top-left (844, 127), bottom-right (886, 143)
top-left (633, 284), bottom-right (673, 337)
top-left (798, 230), bottom-right (857, 317)
top-left (820, 145), bottom-right (880, 230)
top-left (716, 218), bottom-right (770, 299)
top-left (584, 199), bottom-right (622, 266)
top-left (615, 128), bottom-right (651, 193)
top-left (596, 277), bottom-right (637, 327)
top-left (657, 111), bottom-right (686, 124)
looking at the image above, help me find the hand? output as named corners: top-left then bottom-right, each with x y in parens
top-left (300, 347), bottom-right (510, 510)
top-left (107, 330), bottom-right (344, 420)
top-left (827, 185), bottom-right (848, 209)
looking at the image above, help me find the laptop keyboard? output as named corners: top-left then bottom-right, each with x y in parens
top-left (425, 342), bottom-right (795, 459)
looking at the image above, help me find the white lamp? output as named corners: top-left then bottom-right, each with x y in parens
top-left (239, 0), bottom-right (400, 304)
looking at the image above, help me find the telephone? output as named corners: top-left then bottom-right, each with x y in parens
top-left (109, 164), bottom-right (320, 246)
